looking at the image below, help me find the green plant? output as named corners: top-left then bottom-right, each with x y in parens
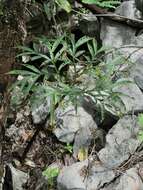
top-left (64, 143), bottom-right (73, 153)
top-left (138, 114), bottom-right (143, 141)
top-left (42, 167), bottom-right (60, 187)
top-left (43, 1), bottom-right (57, 21)
top-left (81, 0), bottom-right (120, 8)
top-left (10, 34), bottom-right (129, 126)
top-left (56, 0), bottom-right (72, 13)
top-left (55, 0), bottom-right (120, 12)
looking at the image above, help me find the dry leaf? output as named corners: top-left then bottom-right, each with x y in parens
top-left (78, 147), bottom-right (88, 161)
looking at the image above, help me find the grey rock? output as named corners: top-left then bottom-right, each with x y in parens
top-left (116, 1), bottom-right (142, 19)
top-left (8, 164), bottom-right (28, 190)
top-left (32, 98), bottom-right (50, 124)
top-left (57, 159), bottom-right (116, 190)
top-left (113, 78), bottom-right (143, 114)
top-left (117, 34), bottom-right (143, 90)
top-left (54, 104), bottom-right (97, 143)
top-left (86, 163), bottom-right (115, 190)
top-left (73, 128), bottom-right (106, 158)
top-left (101, 19), bottom-right (136, 48)
top-left (57, 160), bottom-right (88, 190)
top-left (101, 1), bottom-right (142, 49)
top-left (73, 125), bottom-right (93, 158)
top-left (101, 29), bottom-right (143, 115)
top-left (100, 165), bottom-right (143, 190)
top-left (102, 31), bottom-right (143, 91)
top-left (101, 4), bottom-right (143, 91)
top-left (115, 167), bottom-right (143, 190)
top-left (98, 115), bottom-right (140, 168)
top-left (57, 127), bottom-right (142, 190)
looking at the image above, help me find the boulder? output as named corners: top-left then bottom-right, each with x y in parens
top-left (54, 104), bottom-right (97, 143)
top-left (57, 158), bottom-right (116, 190)
top-left (86, 162), bottom-right (115, 190)
top-left (116, 1), bottom-right (142, 19)
top-left (4, 164), bottom-right (28, 190)
top-left (32, 98), bottom-right (50, 124)
top-left (115, 167), bottom-right (143, 190)
top-left (101, 18), bottom-right (136, 48)
top-left (98, 115), bottom-right (141, 168)
top-left (57, 160), bottom-right (87, 190)
top-left (113, 78), bottom-right (143, 114)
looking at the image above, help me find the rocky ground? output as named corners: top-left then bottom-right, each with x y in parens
top-left (1, 0), bottom-right (143, 190)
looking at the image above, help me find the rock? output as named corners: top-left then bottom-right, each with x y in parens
top-left (101, 0), bottom-right (142, 49)
top-left (73, 124), bottom-right (93, 158)
top-left (86, 161), bottom-right (115, 190)
top-left (57, 160), bottom-right (87, 190)
top-left (117, 34), bottom-right (143, 90)
top-left (54, 103), bottom-right (97, 143)
top-left (101, 16), bottom-right (143, 115)
top-left (116, 1), bottom-right (141, 19)
top-left (101, 19), bottom-right (136, 48)
top-left (57, 158), bottom-right (116, 190)
top-left (115, 167), bottom-right (143, 190)
top-left (100, 164), bottom-right (143, 190)
top-left (5, 164), bottom-right (28, 190)
top-left (98, 115), bottom-right (141, 168)
top-left (113, 78), bottom-right (143, 114)
top-left (102, 31), bottom-right (143, 92)
top-left (32, 98), bottom-right (50, 124)
top-left (73, 128), bottom-right (106, 158)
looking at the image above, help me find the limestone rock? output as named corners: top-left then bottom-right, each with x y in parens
top-left (54, 104), bottom-right (97, 143)
top-left (57, 161), bottom-right (87, 190)
top-left (98, 115), bottom-right (140, 168)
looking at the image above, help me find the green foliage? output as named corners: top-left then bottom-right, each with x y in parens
top-left (42, 167), bottom-right (60, 187)
top-left (9, 64), bottom-right (42, 97)
top-left (54, 0), bottom-right (120, 13)
top-left (10, 34), bottom-right (129, 126)
top-left (81, 0), bottom-right (120, 8)
top-left (55, 0), bottom-right (72, 13)
top-left (64, 143), bottom-right (73, 153)
top-left (43, 1), bottom-right (57, 21)
top-left (138, 114), bottom-right (143, 126)
top-left (138, 114), bottom-right (143, 141)
top-left (55, 0), bottom-right (120, 11)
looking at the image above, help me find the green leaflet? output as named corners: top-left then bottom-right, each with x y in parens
top-left (138, 114), bottom-right (143, 142)
top-left (81, 0), bottom-right (120, 8)
top-left (55, 0), bottom-right (72, 13)
top-left (138, 114), bottom-right (143, 128)
top-left (42, 167), bottom-right (60, 187)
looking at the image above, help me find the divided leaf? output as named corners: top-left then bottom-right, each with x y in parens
top-left (56, 0), bottom-right (71, 13)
